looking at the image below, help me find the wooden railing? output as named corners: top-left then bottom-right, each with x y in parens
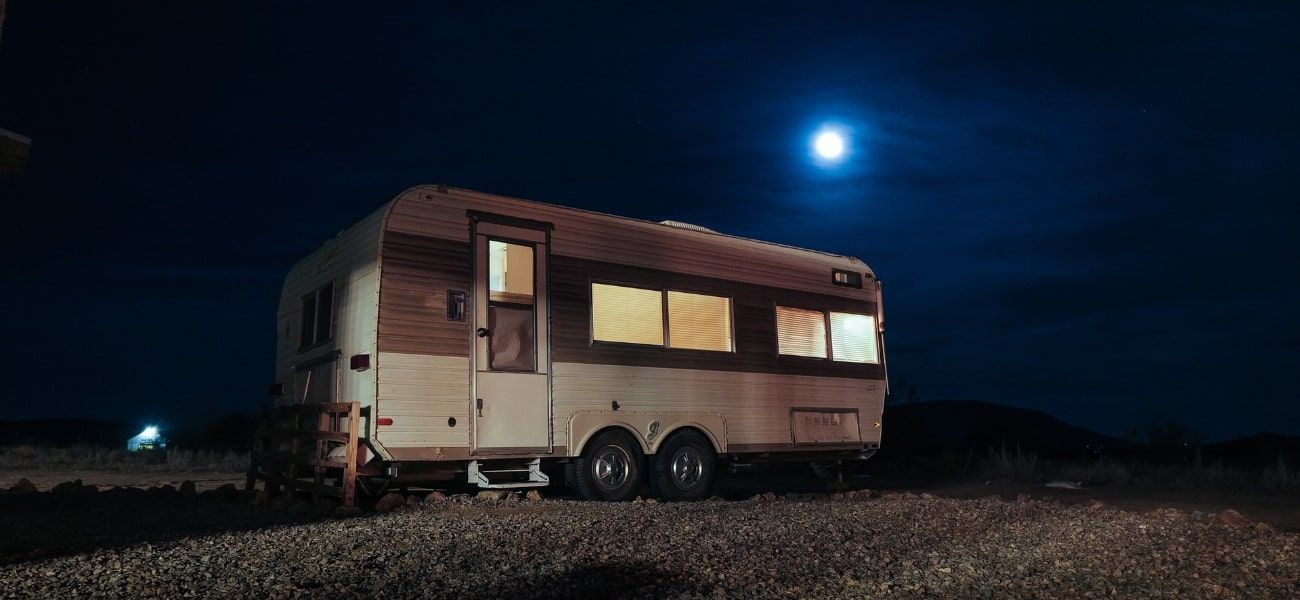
top-left (245, 402), bottom-right (361, 507)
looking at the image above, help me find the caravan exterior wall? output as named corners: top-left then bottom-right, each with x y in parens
top-left (272, 185), bottom-right (886, 500)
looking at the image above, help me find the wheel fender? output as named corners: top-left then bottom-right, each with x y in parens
top-left (649, 421), bottom-right (724, 455)
top-left (567, 411), bottom-right (726, 457)
top-left (569, 415), bottom-right (650, 456)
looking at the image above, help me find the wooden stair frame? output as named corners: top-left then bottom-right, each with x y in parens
top-left (246, 402), bottom-right (361, 508)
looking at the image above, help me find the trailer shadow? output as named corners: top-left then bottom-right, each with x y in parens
top-left (0, 489), bottom-right (316, 565)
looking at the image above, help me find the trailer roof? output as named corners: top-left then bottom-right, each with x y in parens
top-left (420, 185), bottom-right (875, 275)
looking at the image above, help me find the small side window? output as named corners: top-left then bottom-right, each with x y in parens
top-left (298, 282), bottom-right (334, 351)
top-left (299, 294), bottom-right (317, 349)
top-left (832, 269), bottom-right (863, 289)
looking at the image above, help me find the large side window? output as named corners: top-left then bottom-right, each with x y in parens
top-left (775, 306), bottom-right (828, 358)
top-left (829, 312), bottom-right (878, 363)
top-left (591, 283), bottom-right (664, 346)
top-left (776, 305), bottom-right (879, 363)
top-left (591, 284), bottom-right (734, 351)
top-left (299, 282), bottom-right (334, 351)
top-left (667, 291), bottom-right (733, 352)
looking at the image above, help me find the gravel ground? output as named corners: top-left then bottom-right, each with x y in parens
top-left (1, 492), bottom-right (1296, 599)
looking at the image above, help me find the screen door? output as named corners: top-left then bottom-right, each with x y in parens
top-left (472, 221), bottom-right (550, 451)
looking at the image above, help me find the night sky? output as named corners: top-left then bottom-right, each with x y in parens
top-left (1, 3), bottom-right (1297, 440)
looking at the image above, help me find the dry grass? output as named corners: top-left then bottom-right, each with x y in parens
top-left (979, 445), bottom-right (1300, 493)
top-left (0, 444), bottom-right (248, 473)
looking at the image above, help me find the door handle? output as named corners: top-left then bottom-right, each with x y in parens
top-left (476, 327), bottom-right (491, 338)
top-left (476, 398), bottom-right (484, 417)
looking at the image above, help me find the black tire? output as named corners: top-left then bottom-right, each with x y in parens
top-left (571, 429), bottom-right (644, 501)
top-left (649, 429), bottom-right (717, 501)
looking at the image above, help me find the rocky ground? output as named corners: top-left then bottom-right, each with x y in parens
top-left (0, 480), bottom-right (1296, 599)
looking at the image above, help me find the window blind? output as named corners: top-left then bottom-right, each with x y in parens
top-left (775, 306), bottom-right (827, 358)
top-left (829, 312), bottom-right (878, 363)
top-left (667, 291), bottom-right (733, 352)
top-left (591, 283), bottom-right (664, 346)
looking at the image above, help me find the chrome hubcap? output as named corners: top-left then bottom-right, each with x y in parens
top-left (593, 446), bottom-right (630, 490)
top-left (671, 447), bottom-right (704, 489)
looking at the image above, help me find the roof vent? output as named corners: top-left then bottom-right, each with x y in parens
top-left (658, 220), bottom-right (717, 234)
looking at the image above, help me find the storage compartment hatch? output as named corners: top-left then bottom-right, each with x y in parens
top-left (791, 409), bottom-right (861, 444)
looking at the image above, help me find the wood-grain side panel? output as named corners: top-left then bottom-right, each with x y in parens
top-left (551, 255), bottom-right (884, 380)
top-left (377, 232), bottom-right (471, 356)
top-left (387, 186), bottom-right (877, 299)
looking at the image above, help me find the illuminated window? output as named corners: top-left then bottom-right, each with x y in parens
top-left (486, 240), bottom-right (537, 371)
top-left (488, 240), bottom-right (534, 304)
top-left (591, 283), bottom-right (664, 346)
top-left (829, 312), bottom-right (878, 363)
top-left (667, 291), bottom-right (733, 352)
top-left (775, 306), bottom-right (827, 358)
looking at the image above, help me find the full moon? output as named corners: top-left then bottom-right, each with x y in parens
top-left (813, 130), bottom-right (846, 160)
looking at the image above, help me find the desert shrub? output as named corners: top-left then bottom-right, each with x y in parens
top-left (165, 448), bottom-right (248, 472)
top-left (1058, 460), bottom-right (1132, 487)
top-left (980, 445), bottom-right (1042, 482)
top-left (968, 445), bottom-right (1300, 494)
top-left (0, 444), bottom-right (248, 473)
top-left (1260, 455), bottom-right (1297, 491)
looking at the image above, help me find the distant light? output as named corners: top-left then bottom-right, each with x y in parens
top-left (814, 131), bottom-right (845, 159)
top-left (127, 425), bottom-right (165, 452)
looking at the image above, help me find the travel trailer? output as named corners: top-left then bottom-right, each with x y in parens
top-left (249, 185), bottom-right (886, 504)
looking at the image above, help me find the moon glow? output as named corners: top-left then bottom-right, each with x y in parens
top-left (814, 131), bottom-right (845, 159)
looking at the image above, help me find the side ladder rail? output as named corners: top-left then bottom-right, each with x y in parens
top-left (247, 401), bottom-right (362, 507)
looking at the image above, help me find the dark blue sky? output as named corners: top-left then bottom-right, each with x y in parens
top-left (1, 2), bottom-right (1297, 440)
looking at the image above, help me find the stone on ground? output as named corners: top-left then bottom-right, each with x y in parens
top-left (1211, 509), bottom-right (1252, 527)
top-left (8, 478), bottom-right (38, 494)
top-left (51, 480), bottom-right (84, 494)
top-left (374, 493), bottom-right (406, 513)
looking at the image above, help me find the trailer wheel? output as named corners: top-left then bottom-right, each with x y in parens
top-left (571, 429), bottom-right (644, 501)
top-left (649, 429), bottom-right (716, 501)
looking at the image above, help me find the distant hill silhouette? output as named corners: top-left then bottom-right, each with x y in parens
top-left (0, 419), bottom-right (137, 447)
top-left (880, 400), bottom-right (1128, 458)
top-left (879, 400), bottom-right (1300, 468)
top-left (1204, 433), bottom-right (1300, 468)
